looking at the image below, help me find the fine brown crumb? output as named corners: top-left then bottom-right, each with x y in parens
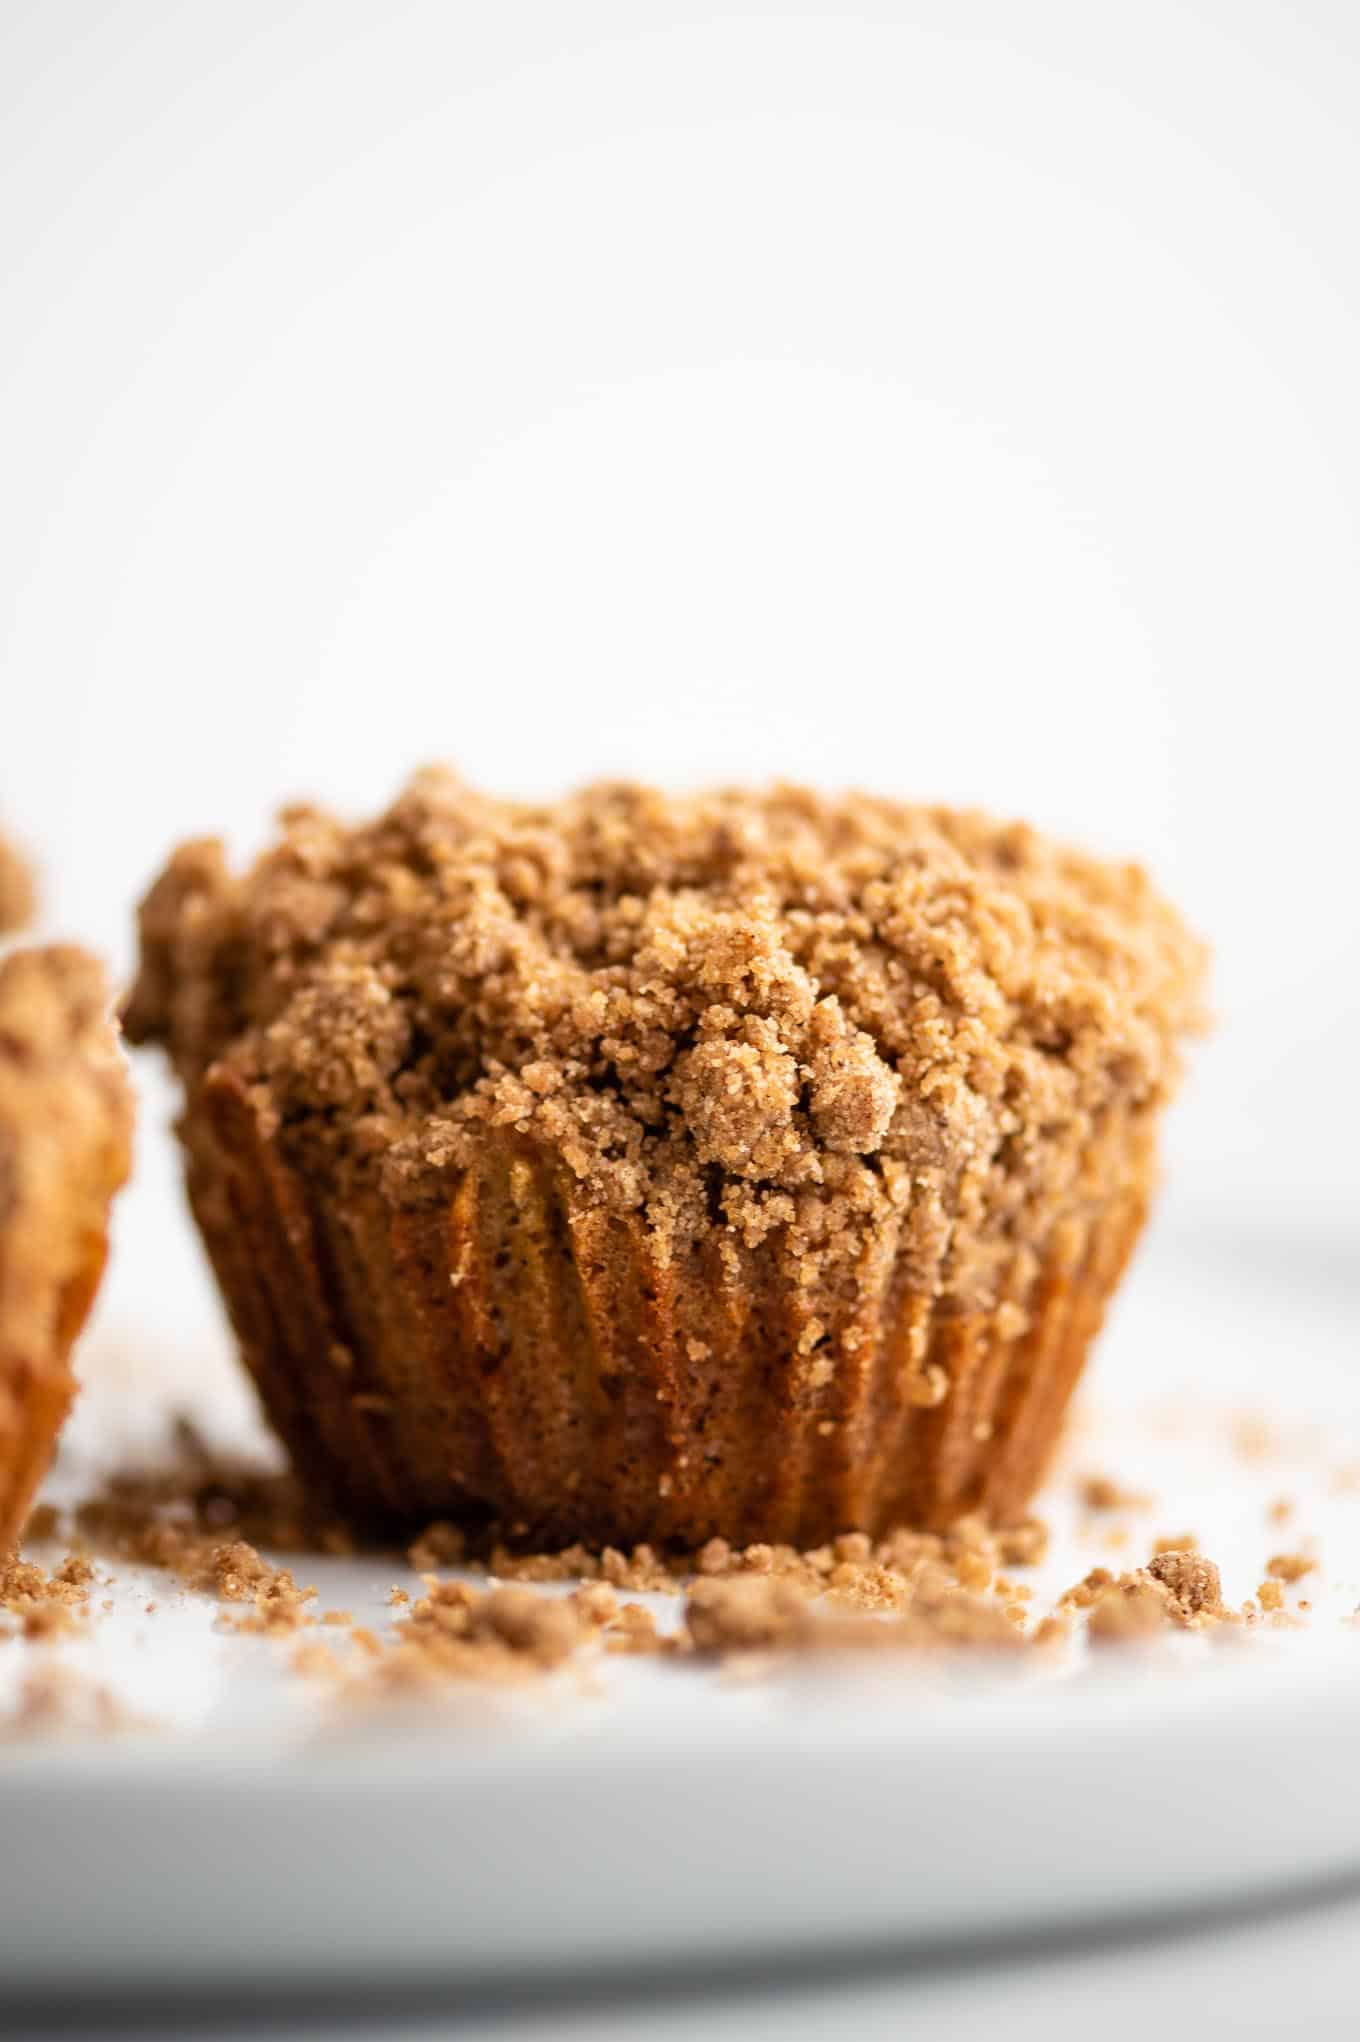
top-left (72, 1446), bottom-right (352, 1580)
top-left (1073, 1545), bottom-right (1230, 1645)
top-left (446, 1512), bottom-right (1052, 1615)
top-left (1257, 1579), bottom-right (1285, 1613)
top-left (1231, 1415), bottom-right (1278, 1464)
top-left (0, 830), bottom-right (35, 935)
top-left (604, 1602), bottom-right (663, 1655)
top-left (204, 1541), bottom-right (317, 1635)
top-left (301, 1507), bottom-right (1058, 1693)
top-left (1267, 1497), bottom-right (1294, 1526)
top-left (0, 1550), bottom-right (95, 1641)
top-left (1, 1664), bottom-right (148, 1741)
top-left (684, 1569), bottom-right (1023, 1657)
top-left (291, 1642), bottom-right (342, 1681)
top-left (350, 1579), bottom-right (601, 1692)
top-left (686, 1577), bottom-right (817, 1653)
top-left (995, 1518), bottom-right (1050, 1568)
top-left (1153, 1531), bottom-right (1199, 1555)
top-left (1265, 1551), bottom-right (1316, 1584)
top-left (1087, 1576), bottom-right (1174, 1644)
top-left (1079, 1475), bottom-right (1152, 1513)
top-left (1060, 1566), bottom-right (1117, 1611)
top-left (406, 1522), bottom-right (466, 1571)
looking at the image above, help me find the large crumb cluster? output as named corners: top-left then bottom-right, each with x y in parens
top-left (126, 773), bottom-right (1204, 1293)
top-left (0, 1549), bottom-right (95, 1641)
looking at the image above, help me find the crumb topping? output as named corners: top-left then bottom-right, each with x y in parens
top-left (1265, 1551), bottom-right (1315, 1583)
top-left (125, 774), bottom-right (1205, 1289)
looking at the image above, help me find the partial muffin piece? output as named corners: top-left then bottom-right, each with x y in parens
top-left (0, 948), bottom-right (134, 1549)
top-left (0, 829), bottom-right (36, 935)
top-left (126, 774), bottom-right (1205, 1547)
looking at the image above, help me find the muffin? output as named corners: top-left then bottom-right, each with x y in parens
top-left (0, 947), bottom-right (135, 1549)
top-left (0, 828), bottom-right (36, 935)
top-left (125, 774), bottom-right (1205, 1547)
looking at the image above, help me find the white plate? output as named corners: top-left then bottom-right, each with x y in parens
top-left (1, 1195), bottom-right (1358, 1996)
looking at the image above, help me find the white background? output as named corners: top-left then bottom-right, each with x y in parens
top-left (3, 0), bottom-right (1357, 1236)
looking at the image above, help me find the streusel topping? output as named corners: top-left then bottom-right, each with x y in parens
top-left (126, 774), bottom-right (1205, 1300)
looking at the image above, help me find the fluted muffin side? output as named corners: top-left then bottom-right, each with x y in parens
top-left (177, 1058), bottom-right (1153, 1546)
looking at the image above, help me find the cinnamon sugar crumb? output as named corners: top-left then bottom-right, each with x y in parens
top-left (1087, 1576), bottom-right (1174, 1644)
top-left (407, 1523), bottom-right (466, 1571)
top-left (1148, 1548), bottom-right (1223, 1616)
top-left (603, 1602), bottom-right (664, 1655)
top-left (355, 1579), bottom-right (597, 1691)
top-left (73, 1445), bottom-right (350, 1574)
top-left (1, 1666), bottom-right (146, 1741)
top-left (191, 1540), bottom-right (318, 1634)
top-left (1, 1551), bottom-right (94, 1640)
top-left (1061, 1567), bottom-right (1117, 1610)
top-left (1074, 1547), bottom-right (1229, 1643)
top-left (1265, 1552), bottom-right (1316, 1583)
top-left (996, 1519), bottom-right (1049, 1567)
top-left (291, 1642), bottom-right (342, 1680)
top-left (1079, 1475), bottom-right (1151, 1512)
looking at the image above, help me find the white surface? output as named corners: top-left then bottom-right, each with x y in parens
top-left (2, 1227), bottom-right (1358, 1997)
top-left (5, 1646), bottom-right (1360, 2000)
top-left (15, 1883), bottom-right (1360, 2041)
top-left (1, 0), bottom-right (1358, 1230)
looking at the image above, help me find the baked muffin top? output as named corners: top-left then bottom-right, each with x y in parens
top-left (126, 773), bottom-right (1205, 1292)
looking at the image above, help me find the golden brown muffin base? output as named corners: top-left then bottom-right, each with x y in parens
top-left (0, 948), bottom-right (133, 1550)
top-left (182, 1060), bottom-right (1150, 1546)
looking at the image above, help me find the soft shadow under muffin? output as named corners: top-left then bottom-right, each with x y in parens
top-left (126, 774), bottom-right (1205, 1547)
